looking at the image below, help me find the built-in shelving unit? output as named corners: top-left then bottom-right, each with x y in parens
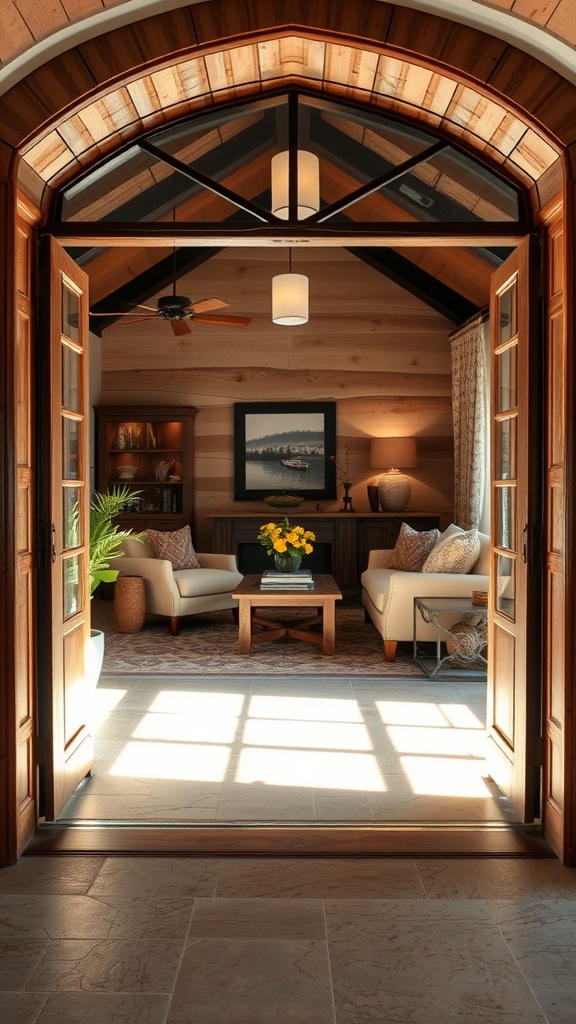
top-left (95, 406), bottom-right (197, 531)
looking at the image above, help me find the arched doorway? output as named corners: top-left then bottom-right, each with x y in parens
top-left (1, 7), bottom-right (574, 864)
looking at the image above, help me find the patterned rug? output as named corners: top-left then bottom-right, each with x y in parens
top-left (100, 605), bottom-right (425, 677)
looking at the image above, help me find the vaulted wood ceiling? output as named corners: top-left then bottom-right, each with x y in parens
top-left (2, 1), bottom-right (572, 322)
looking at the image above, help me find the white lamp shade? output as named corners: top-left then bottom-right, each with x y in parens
top-left (271, 150), bottom-right (320, 220)
top-left (272, 273), bottom-right (309, 326)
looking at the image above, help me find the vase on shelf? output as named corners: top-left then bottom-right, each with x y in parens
top-left (340, 480), bottom-right (356, 512)
top-left (273, 551), bottom-right (302, 572)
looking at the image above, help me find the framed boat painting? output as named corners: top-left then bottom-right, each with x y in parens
top-left (234, 401), bottom-right (337, 501)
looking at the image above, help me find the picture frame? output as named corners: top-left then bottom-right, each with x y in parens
top-left (234, 401), bottom-right (337, 501)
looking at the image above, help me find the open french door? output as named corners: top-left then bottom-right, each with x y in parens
top-left (486, 235), bottom-right (543, 821)
top-left (37, 237), bottom-right (93, 820)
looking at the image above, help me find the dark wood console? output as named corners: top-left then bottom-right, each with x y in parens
top-left (208, 512), bottom-right (441, 600)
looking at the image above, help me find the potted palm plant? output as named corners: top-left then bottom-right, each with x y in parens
top-left (87, 485), bottom-right (143, 684)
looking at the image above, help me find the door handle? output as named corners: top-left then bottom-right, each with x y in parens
top-left (522, 522), bottom-right (528, 563)
top-left (51, 523), bottom-right (57, 563)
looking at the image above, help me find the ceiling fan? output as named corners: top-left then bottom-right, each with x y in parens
top-left (91, 294), bottom-right (252, 336)
top-left (90, 292), bottom-right (250, 335)
top-left (90, 249), bottom-right (252, 336)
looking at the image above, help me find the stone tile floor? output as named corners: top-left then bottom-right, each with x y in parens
top-left (58, 672), bottom-right (516, 825)
top-left (1, 854), bottom-right (576, 1023)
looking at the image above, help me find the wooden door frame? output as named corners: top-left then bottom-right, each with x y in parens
top-left (1, 202), bottom-right (575, 863)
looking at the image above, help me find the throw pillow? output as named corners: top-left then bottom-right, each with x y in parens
top-left (146, 526), bottom-right (200, 570)
top-left (421, 528), bottom-right (481, 574)
top-left (388, 522), bottom-right (441, 572)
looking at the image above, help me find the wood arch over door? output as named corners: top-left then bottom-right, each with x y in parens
top-left (1, 4), bottom-right (575, 865)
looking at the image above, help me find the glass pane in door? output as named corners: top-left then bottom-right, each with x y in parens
top-left (498, 281), bottom-right (517, 344)
top-left (62, 344), bottom-right (80, 412)
top-left (496, 553), bottom-right (516, 620)
top-left (62, 282), bottom-right (79, 342)
top-left (62, 486), bottom-right (81, 550)
top-left (497, 345), bottom-right (517, 412)
top-left (496, 486), bottom-right (516, 550)
top-left (63, 553), bottom-right (83, 618)
top-left (496, 418), bottom-right (517, 480)
top-left (62, 417), bottom-right (80, 480)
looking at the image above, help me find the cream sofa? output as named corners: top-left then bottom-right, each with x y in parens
top-left (361, 530), bottom-right (490, 661)
top-left (111, 535), bottom-right (243, 635)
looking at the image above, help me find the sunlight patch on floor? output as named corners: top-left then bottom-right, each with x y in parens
top-left (109, 740), bottom-right (231, 781)
top-left (386, 725), bottom-right (487, 758)
top-left (96, 686), bottom-right (497, 804)
top-left (92, 687), bottom-right (127, 729)
top-left (236, 746), bottom-right (386, 791)
top-left (401, 755), bottom-right (493, 797)
top-left (248, 694), bottom-right (364, 722)
top-left (242, 717), bottom-right (373, 751)
top-left (133, 711), bottom-right (239, 744)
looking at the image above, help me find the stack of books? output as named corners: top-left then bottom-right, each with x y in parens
top-left (260, 568), bottom-right (314, 590)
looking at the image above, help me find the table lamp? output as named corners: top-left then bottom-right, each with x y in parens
top-left (370, 437), bottom-right (417, 512)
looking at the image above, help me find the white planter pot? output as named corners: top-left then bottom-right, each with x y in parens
top-left (86, 628), bottom-right (105, 687)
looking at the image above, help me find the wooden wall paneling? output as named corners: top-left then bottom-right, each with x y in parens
top-left (97, 247), bottom-right (456, 552)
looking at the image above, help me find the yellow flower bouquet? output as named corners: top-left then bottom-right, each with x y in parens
top-left (258, 516), bottom-right (316, 559)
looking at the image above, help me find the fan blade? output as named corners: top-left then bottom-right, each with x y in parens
top-left (193, 314), bottom-right (252, 326)
top-left (107, 316), bottom-right (155, 327)
top-left (171, 320), bottom-right (191, 336)
top-left (187, 297), bottom-right (230, 314)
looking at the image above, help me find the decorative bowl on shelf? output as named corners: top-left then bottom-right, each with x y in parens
top-left (263, 494), bottom-right (304, 509)
top-left (117, 465), bottom-right (137, 480)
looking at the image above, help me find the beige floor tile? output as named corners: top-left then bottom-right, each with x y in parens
top-left (0, 893), bottom-right (193, 940)
top-left (416, 858), bottom-right (576, 899)
top-left (1, 992), bottom-right (48, 1024)
top-left (35, 991), bottom-right (171, 1024)
top-left (0, 857), bottom-right (104, 895)
top-left (490, 899), bottom-right (576, 1024)
top-left (313, 790), bottom-right (372, 819)
top-left (216, 857), bottom-right (426, 898)
top-left (28, 937), bottom-right (183, 992)
top-left (189, 897), bottom-right (326, 939)
top-left (87, 857), bottom-right (220, 898)
top-left (0, 938), bottom-right (49, 989)
top-left (59, 793), bottom-right (219, 822)
top-left (167, 937), bottom-right (334, 1024)
top-left (215, 782), bottom-right (317, 820)
top-left (325, 898), bottom-right (547, 1023)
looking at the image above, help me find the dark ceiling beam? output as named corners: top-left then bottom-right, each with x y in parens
top-left (47, 222), bottom-right (529, 245)
top-left (350, 246), bottom-right (479, 325)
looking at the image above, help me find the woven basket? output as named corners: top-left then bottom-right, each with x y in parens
top-left (114, 575), bottom-right (145, 633)
top-left (446, 621), bottom-right (483, 668)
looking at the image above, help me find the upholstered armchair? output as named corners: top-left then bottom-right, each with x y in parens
top-left (111, 535), bottom-right (243, 635)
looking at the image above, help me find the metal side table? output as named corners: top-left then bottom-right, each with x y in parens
top-left (413, 596), bottom-right (488, 679)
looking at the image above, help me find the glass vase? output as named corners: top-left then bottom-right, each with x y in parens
top-left (274, 551), bottom-right (302, 572)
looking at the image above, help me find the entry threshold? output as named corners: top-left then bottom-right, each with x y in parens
top-left (27, 821), bottom-right (554, 858)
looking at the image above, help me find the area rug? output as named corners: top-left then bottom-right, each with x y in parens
top-left (101, 605), bottom-right (425, 677)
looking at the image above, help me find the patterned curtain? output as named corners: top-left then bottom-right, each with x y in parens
top-left (450, 314), bottom-right (487, 530)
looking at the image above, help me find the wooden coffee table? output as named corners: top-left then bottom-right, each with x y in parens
top-left (232, 574), bottom-right (342, 656)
